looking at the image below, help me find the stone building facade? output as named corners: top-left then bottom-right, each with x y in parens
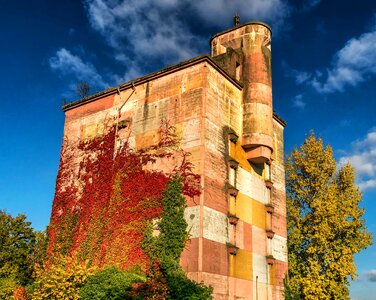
top-left (59, 21), bottom-right (287, 299)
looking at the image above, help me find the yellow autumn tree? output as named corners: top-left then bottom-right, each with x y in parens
top-left (32, 255), bottom-right (96, 300)
top-left (286, 133), bottom-right (372, 299)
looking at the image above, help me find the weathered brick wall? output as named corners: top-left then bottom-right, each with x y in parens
top-left (270, 119), bottom-right (288, 299)
top-left (59, 47), bottom-right (287, 298)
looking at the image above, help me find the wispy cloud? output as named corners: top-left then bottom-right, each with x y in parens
top-left (312, 24), bottom-right (376, 93)
top-left (50, 0), bottom-right (310, 91)
top-left (294, 70), bottom-right (311, 85)
top-left (339, 128), bottom-right (376, 191)
top-left (282, 61), bottom-right (312, 84)
top-left (292, 94), bottom-right (306, 109)
top-left (49, 48), bottom-right (107, 88)
top-left (286, 16), bottom-right (376, 94)
top-left (83, 0), bottom-right (291, 81)
top-left (83, 0), bottom-right (203, 80)
top-left (365, 269), bottom-right (376, 282)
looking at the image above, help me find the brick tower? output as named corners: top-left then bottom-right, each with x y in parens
top-left (55, 19), bottom-right (287, 299)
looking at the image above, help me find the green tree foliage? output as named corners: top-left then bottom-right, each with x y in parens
top-left (143, 177), bottom-right (212, 299)
top-left (80, 267), bottom-right (145, 300)
top-left (0, 210), bottom-right (36, 286)
top-left (286, 133), bottom-right (372, 299)
top-left (0, 277), bottom-right (20, 299)
top-left (166, 273), bottom-right (213, 300)
top-left (155, 176), bottom-right (189, 274)
top-left (30, 230), bottom-right (48, 268)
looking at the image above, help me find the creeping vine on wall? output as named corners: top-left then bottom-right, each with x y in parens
top-left (47, 120), bottom-right (201, 271)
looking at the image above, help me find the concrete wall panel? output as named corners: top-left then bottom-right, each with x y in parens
top-left (252, 253), bottom-right (268, 284)
top-left (272, 234), bottom-right (288, 263)
top-left (252, 226), bottom-right (267, 256)
top-left (203, 207), bottom-right (228, 244)
top-left (237, 167), bottom-right (267, 204)
top-left (202, 239), bottom-right (229, 276)
top-left (184, 206), bottom-right (200, 239)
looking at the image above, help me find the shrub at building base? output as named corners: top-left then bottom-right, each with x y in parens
top-left (31, 255), bottom-right (96, 300)
top-left (140, 177), bottom-right (213, 299)
top-left (166, 274), bottom-right (213, 300)
top-left (79, 267), bottom-right (145, 300)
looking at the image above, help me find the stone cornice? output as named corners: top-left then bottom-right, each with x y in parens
top-left (62, 55), bottom-right (243, 112)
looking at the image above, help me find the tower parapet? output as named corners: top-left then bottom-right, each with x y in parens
top-left (211, 21), bottom-right (273, 164)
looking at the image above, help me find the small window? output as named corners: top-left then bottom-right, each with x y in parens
top-left (229, 167), bottom-right (236, 187)
top-left (251, 162), bottom-right (264, 177)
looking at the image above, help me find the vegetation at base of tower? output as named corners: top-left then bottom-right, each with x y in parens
top-left (76, 174), bottom-right (214, 300)
top-left (285, 133), bottom-right (372, 299)
top-left (147, 177), bottom-right (189, 274)
top-left (31, 255), bottom-right (96, 300)
top-left (140, 177), bottom-right (213, 299)
top-left (79, 267), bottom-right (145, 300)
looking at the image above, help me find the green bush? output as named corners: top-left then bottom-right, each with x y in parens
top-left (141, 177), bottom-right (212, 299)
top-left (0, 277), bottom-right (19, 300)
top-left (79, 267), bottom-right (145, 300)
top-left (167, 274), bottom-right (212, 300)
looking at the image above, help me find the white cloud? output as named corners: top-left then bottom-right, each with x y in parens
top-left (286, 16), bottom-right (376, 94)
top-left (49, 48), bottom-right (107, 88)
top-left (52, 0), bottom-right (327, 91)
top-left (312, 28), bottom-right (376, 93)
top-left (282, 61), bottom-right (312, 84)
top-left (84, 0), bottom-right (203, 77)
top-left (365, 269), bottom-right (376, 282)
top-left (294, 71), bottom-right (312, 84)
top-left (83, 0), bottom-right (291, 81)
top-left (339, 128), bottom-right (376, 191)
top-left (49, 0), bottom-right (294, 96)
top-left (292, 94), bottom-right (306, 109)
top-left (359, 179), bottom-right (376, 191)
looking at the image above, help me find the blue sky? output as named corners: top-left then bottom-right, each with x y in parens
top-left (0, 0), bottom-right (375, 298)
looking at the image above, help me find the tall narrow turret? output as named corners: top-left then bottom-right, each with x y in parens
top-left (211, 21), bottom-right (273, 164)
